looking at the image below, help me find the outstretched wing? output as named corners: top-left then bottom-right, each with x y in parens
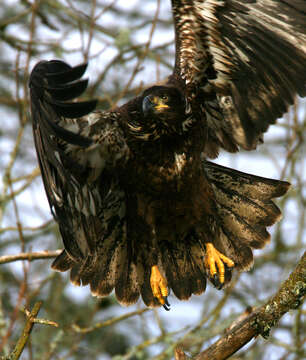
top-left (171, 0), bottom-right (306, 157)
top-left (29, 61), bottom-right (129, 289)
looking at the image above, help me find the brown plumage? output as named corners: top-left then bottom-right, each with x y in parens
top-left (29, 0), bottom-right (305, 309)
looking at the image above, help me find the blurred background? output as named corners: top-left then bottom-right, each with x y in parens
top-left (0, 0), bottom-right (305, 359)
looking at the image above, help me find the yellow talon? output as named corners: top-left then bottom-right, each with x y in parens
top-left (150, 265), bottom-right (168, 305)
top-left (204, 243), bottom-right (234, 284)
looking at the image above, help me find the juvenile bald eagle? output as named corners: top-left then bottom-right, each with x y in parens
top-left (29, 0), bottom-right (305, 309)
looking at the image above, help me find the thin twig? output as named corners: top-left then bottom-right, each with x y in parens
top-left (22, 308), bottom-right (58, 328)
top-left (71, 307), bottom-right (150, 333)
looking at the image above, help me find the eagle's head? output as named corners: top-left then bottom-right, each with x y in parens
top-left (128, 86), bottom-right (186, 141)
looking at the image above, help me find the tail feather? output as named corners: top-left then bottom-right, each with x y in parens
top-left (52, 233), bottom-right (128, 300)
top-left (90, 236), bottom-right (123, 295)
top-left (115, 255), bottom-right (140, 306)
top-left (70, 265), bottom-right (81, 286)
top-left (161, 240), bottom-right (206, 300)
top-left (90, 243), bottom-right (124, 297)
top-left (188, 242), bottom-right (207, 295)
top-left (71, 256), bottom-right (95, 286)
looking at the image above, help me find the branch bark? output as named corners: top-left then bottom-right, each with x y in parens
top-left (189, 252), bottom-right (305, 360)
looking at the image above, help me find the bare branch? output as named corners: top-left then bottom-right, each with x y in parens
top-left (0, 250), bottom-right (62, 265)
top-left (191, 252), bottom-right (305, 360)
top-left (5, 301), bottom-right (42, 360)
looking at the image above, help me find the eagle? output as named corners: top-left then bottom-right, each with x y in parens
top-left (29, 0), bottom-right (306, 310)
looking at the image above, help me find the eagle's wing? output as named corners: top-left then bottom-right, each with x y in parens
top-left (171, 0), bottom-right (306, 157)
top-left (30, 60), bottom-right (130, 294)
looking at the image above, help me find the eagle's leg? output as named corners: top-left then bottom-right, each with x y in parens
top-left (150, 265), bottom-right (170, 310)
top-left (204, 243), bottom-right (234, 288)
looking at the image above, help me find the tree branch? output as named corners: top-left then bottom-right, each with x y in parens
top-left (6, 302), bottom-right (42, 360)
top-left (0, 250), bottom-right (62, 265)
top-left (191, 252), bottom-right (305, 360)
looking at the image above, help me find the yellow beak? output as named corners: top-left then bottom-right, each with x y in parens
top-left (153, 96), bottom-right (169, 110)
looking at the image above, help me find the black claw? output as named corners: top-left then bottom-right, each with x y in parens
top-left (211, 273), bottom-right (223, 290)
top-left (217, 282), bottom-right (224, 290)
top-left (210, 265), bottom-right (234, 290)
top-left (162, 297), bottom-right (171, 311)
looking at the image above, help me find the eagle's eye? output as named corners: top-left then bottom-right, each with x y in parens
top-left (161, 94), bottom-right (169, 101)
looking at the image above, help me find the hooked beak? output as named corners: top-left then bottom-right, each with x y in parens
top-left (142, 95), bottom-right (169, 116)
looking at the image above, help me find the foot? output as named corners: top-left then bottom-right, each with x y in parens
top-left (150, 265), bottom-right (170, 310)
top-left (204, 243), bottom-right (234, 289)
